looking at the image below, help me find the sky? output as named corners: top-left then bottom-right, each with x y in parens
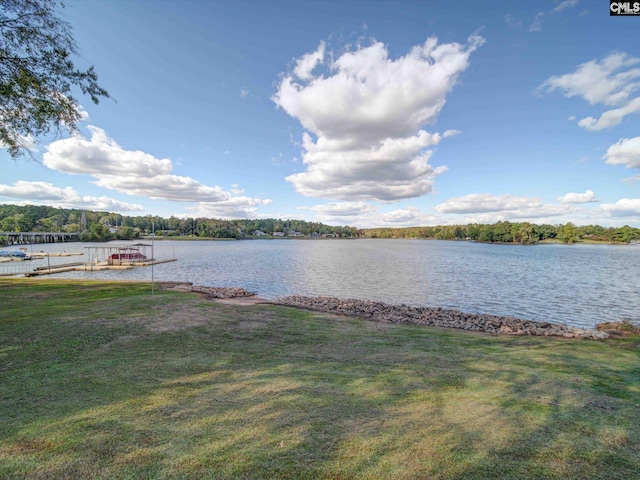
top-left (2, 0), bottom-right (640, 228)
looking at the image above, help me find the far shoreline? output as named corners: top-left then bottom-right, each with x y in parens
top-left (138, 235), bottom-right (635, 246)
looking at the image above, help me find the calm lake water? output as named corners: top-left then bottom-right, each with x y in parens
top-left (11, 238), bottom-right (640, 329)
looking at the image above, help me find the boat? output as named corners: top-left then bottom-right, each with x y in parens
top-left (108, 252), bottom-right (147, 261)
top-left (0, 250), bottom-right (29, 258)
top-left (107, 246), bottom-right (147, 263)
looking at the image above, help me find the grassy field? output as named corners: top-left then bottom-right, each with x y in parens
top-left (1, 279), bottom-right (638, 479)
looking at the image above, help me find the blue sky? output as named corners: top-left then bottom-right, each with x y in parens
top-left (2, 0), bottom-right (640, 228)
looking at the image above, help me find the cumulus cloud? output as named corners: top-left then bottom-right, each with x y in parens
top-left (42, 127), bottom-right (271, 217)
top-left (434, 193), bottom-right (573, 221)
top-left (434, 193), bottom-right (540, 214)
top-left (185, 196), bottom-right (273, 219)
top-left (301, 194), bottom-right (602, 228)
top-left (44, 127), bottom-right (173, 177)
top-left (293, 41), bottom-right (326, 81)
top-left (1, 133), bottom-right (37, 153)
top-left (557, 190), bottom-right (599, 204)
top-left (273, 34), bottom-right (484, 202)
top-left (539, 52), bottom-right (640, 130)
top-left (300, 202), bottom-right (442, 228)
top-left (304, 201), bottom-right (376, 217)
top-left (377, 207), bottom-right (440, 225)
top-left (540, 52), bottom-right (640, 106)
top-left (600, 198), bottom-right (640, 216)
top-left (578, 97), bottom-right (640, 131)
top-left (0, 180), bottom-right (144, 211)
top-left (603, 136), bottom-right (640, 169)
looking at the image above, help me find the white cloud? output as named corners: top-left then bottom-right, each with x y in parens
top-left (553, 0), bottom-right (579, 13)
top-left (600, 198), bottom-right (640, 216)
top-left (230, 184), bottom-right (245, 195)
top-left (293, 41), bottom-right (326, 81)
top-left (185, 196), bottom-right (273, 219)
top-left (504, 14), bottom-right (522, 28)
top-left (44, 127), bottom-right (173, 177)
top-left (578, 97), bottom-right (640, 131)
top-left (42, 127), bottom-right (270, 216)
top-left (603, 136), bottom-right (640, 169)
top-left (0, 180), bottom-right (144, 211)
top-left (539, 52), bottom-right (640, 130)
top-left (304, 201), bottom-right (376, 217)
top-left (540, 53), bottom-right (640, 106)
top-left (300, 202), bottom-right (442, 228)
top-left (435, 193), bottom-right (540, 214)
top-left (77, 105), bottom-right (90, 122)
top-left (300, 194), bottom-right (609, 229)
top-left (256, 211), bottom-right (306, 222)
top-left (273, 34), bottom-right (484, 202)
top-left (377, 207), bottom-right (440, 225)
top-left (529, 12), bottom-right (544, 32)
top-left (557, 190), bottom-right (599, 204)
top-left (434, 193), bottom-right (574, 222)
top-left (622, 174), bottom-right (640, 183)
top-left (1, 133), bottom-right (37, 153)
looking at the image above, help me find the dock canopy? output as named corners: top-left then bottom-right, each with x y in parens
top-left (85, 243), bottom-right (153, 266)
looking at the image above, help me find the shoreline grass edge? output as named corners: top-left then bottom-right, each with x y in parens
top-left (1, 278), bottom-right (638, 479)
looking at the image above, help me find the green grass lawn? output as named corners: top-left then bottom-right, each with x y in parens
top-left (1, 279), bottom-right (638, 479)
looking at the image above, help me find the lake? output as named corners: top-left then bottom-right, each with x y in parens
top-left (12, 238), bottom-right (640, 329)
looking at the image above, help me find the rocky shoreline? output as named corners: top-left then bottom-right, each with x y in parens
top-left (165, 283), bottom-right (258, 299)
top-left (164, 284), bottom-right (609, 339)
top-left (273, 295), bottom-right (610, 340)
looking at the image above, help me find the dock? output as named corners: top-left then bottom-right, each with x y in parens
top-left (30, 252), bottom-right (84, 259)
top-left (0, 251), bottom-right (84, 262)
top-left (25, 264), bottom-right (133, 277)
top-left (24, 258), bottom-right (177, 277)
top-left (2, 242), bottom-right (179, 277)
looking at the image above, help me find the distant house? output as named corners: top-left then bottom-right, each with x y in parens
top-left (253, 230), bottom-right (267, 236)
top-left (273, 231), bottom-right (285, 237)
top-left (288, 230), bottom-right (303, 237)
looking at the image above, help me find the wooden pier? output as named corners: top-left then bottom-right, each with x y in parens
top-left (0, 232), bottom-right (80, 245)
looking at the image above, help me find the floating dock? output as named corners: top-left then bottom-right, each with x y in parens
top-left (22, 243), bottom-right (176, 277)
top-left (30, 251), bottom-right (84, 259)
top-left (24, 258), bottom-right (176, 277)
top-left (0, 251), bottom-right (84, 262)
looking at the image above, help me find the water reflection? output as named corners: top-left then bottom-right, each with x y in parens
top-left (14, 239), bottom-right (640, 329)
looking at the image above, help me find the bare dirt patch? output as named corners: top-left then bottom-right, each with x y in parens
top-left (143, 304), bottom-right (212, 333)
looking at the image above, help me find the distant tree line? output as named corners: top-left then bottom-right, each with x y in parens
top-left (1, 205), bottom-right (638, 245)
top-left (0, 204), bottom-right (360, 243)
top-left (363, 221), bottom-right (640, 244)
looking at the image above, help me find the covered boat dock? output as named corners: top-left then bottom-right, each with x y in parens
top-left (24, 242), bottom-right (176, 277)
